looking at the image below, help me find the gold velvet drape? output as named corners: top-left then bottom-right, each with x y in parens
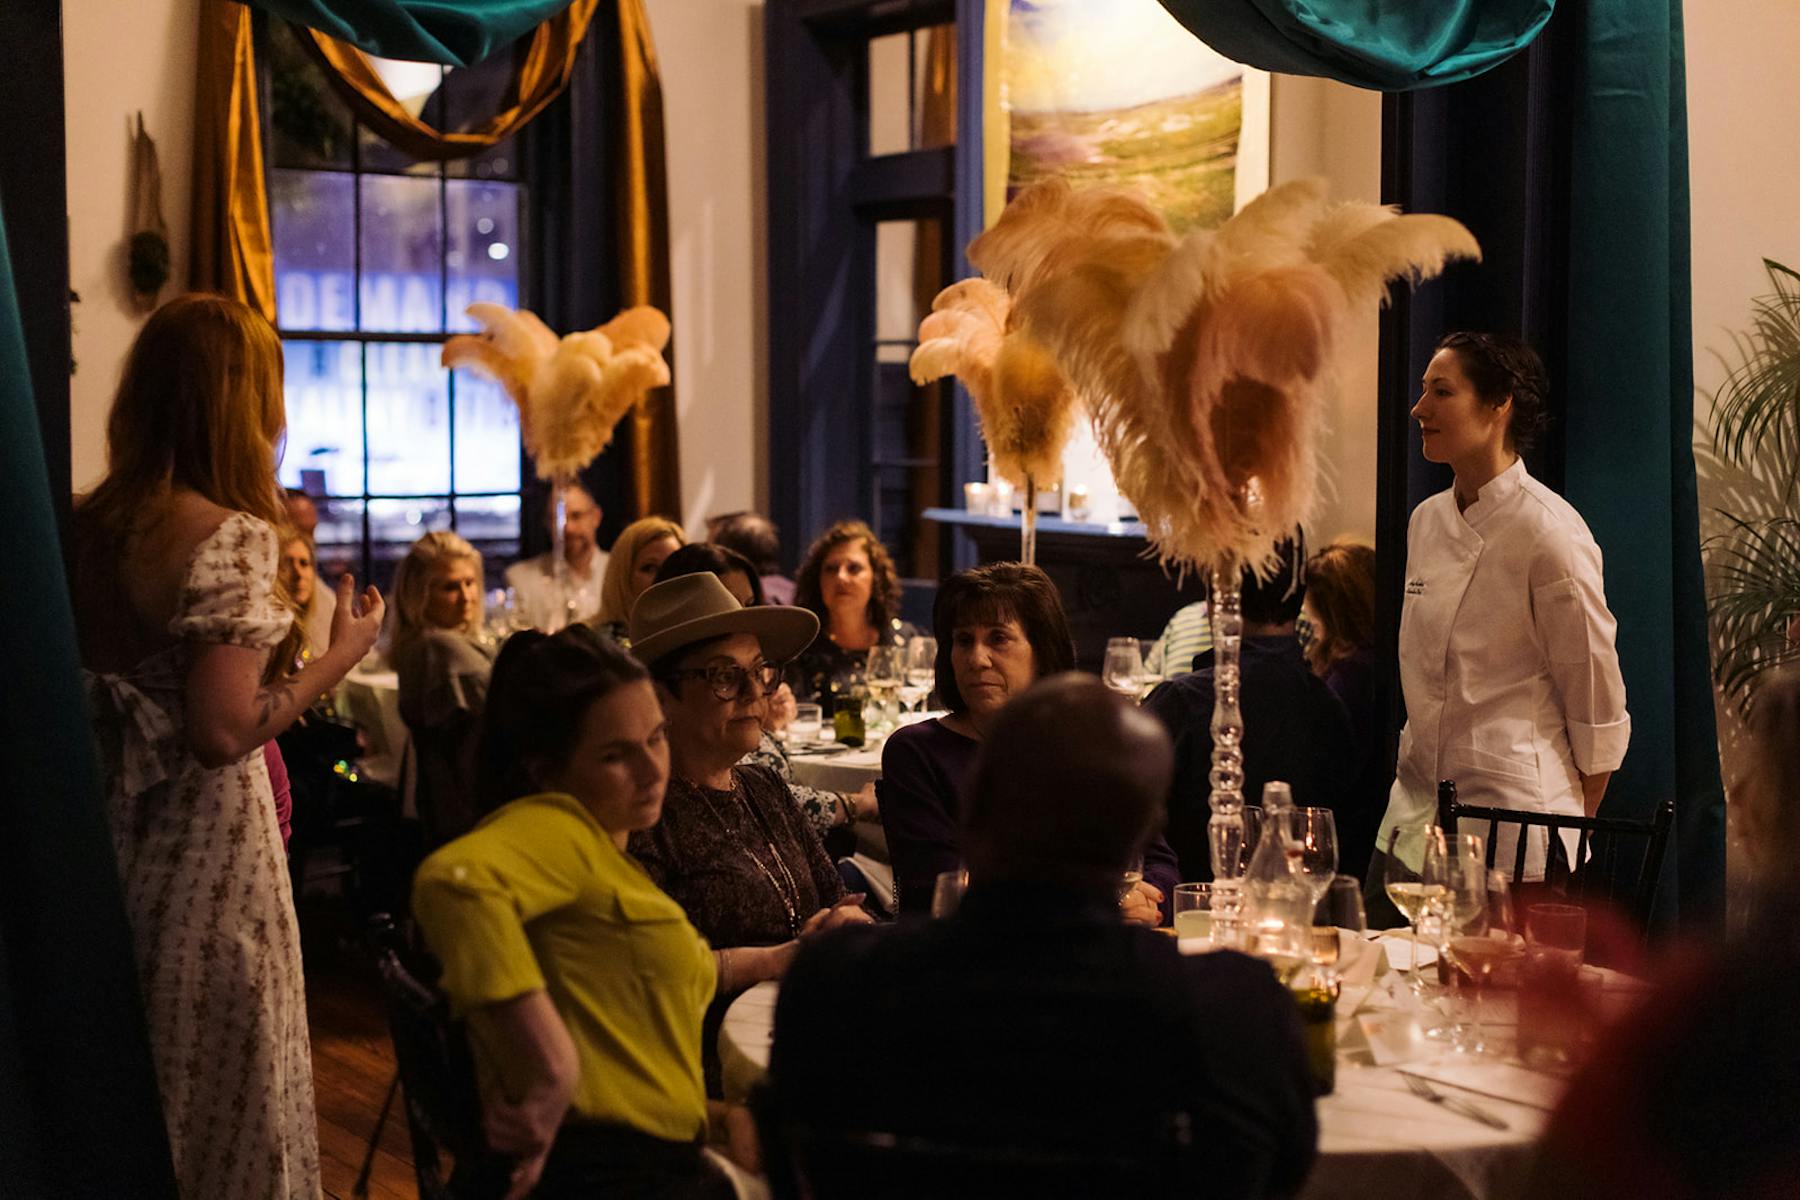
top-left (611, 0), bottom-right (680, 520)
top-left (295, 0), bottom-right (599, 161)
top-left (188, 0), bottom-right (681, 519)
top-left (190, 0), bottom-right (276, 321)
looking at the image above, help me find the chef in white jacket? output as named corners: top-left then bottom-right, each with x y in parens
top-left (1374, 332), bottom-right (1630, 887)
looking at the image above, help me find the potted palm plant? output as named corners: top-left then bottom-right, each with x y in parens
top-left (1707, 258), bottom-right (1800, 714)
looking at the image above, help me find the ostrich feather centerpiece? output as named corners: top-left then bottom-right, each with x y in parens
top-left (962, 176), bottom-right (1480, 943)
top-left (442, 301), bottom-right (672, 629)
top-left (908, 279), bottom-right (1078, 563)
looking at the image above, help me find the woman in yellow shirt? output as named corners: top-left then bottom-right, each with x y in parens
top-left (412, 625), bottom-right (755, 1199)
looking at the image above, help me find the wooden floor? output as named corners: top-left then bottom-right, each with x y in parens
top-left (303, 901), bottom-right (420, 1200)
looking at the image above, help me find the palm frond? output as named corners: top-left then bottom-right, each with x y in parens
top-left (1706, 512), bottom-right (1800, 713)
top-left (1710, 258), bottom-right (1800, 503)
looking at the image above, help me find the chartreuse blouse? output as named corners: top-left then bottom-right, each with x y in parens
top-left (412, 793), bottom-right (716, 1142)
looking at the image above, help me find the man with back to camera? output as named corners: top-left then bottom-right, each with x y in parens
top-left (506, 483), bottom-right (607, 630)
top-left (759, 673), bottom-right (1319, 1198)
top-left (1143, 533), bottom-right (1358, 883)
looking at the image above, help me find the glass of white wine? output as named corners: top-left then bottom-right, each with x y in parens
top-left (865, 644), bottom-right (903, 733)
top-left (1383, 823), bottom-right (1449, 994)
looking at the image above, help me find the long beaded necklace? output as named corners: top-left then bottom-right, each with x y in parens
top-left (696, 777), bottom-right (803, 936)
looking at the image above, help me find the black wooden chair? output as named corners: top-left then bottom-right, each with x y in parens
top-left (1436, 791), bottom-right (1677, 934)
top-left (361, 913), bottom-right (511, 1200)
top-left (755, 1101), bottom-right (1195, 1200)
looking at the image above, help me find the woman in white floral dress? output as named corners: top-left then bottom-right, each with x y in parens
top-left (71, 296), bottom-right (384, 1199)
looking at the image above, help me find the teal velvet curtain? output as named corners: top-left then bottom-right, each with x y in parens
top-left (1559, 0), bottom-right (1724, 926)
top-left (0, 201), bottom-right (176, 1192)
top-left (1157, 0), bottom-right (1556, 89)
top-left (251, 0), bottom-right (575, 65)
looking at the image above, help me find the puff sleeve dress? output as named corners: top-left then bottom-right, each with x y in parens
top-left (84, 513), bottom-right (319, 1199)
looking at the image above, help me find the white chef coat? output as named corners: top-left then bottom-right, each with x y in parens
top-left (1378, 458), bottom-right (1630, 878)
top-left (504, 549), bottom-right (606, 631)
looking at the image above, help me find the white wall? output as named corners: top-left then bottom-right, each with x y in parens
top-left (63, 0), bottom-right (200, 492)
top-left (1269, 75), bottom-right (1384, 547)
top-left (645, 0), bottom-right (767, 534)
top-left (1683, 0), bottom-right (1800, 884)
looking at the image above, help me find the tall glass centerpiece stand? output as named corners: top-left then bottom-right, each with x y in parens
top-left (547, 474), bottom-right (576, 633)
top-left (1207, 559), bottom-right (1247, 947)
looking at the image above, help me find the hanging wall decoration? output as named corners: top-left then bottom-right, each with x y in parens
top-left (128, 113), bottom-right (171, 311)
top-left (443, 301), bottom-right (670, 626)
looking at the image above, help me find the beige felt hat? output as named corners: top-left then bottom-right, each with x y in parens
top-left (628, 573), bottom-right (819, 668)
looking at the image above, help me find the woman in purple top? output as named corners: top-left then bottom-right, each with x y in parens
top-left (880, 562), bottom-right (1180, 920)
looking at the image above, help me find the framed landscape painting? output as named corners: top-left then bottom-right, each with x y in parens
top-left (999, 0), bottom-right (1270, 231)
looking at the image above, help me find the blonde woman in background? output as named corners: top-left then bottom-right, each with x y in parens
top-left (590, 515), bottom-right (686, 642)
top-left (389, 530), bottom-right (495, 847)
top-left (71, 294), bottom-right (384, 1199)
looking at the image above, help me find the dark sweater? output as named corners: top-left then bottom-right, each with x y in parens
top-left (879, 717), bottom-right (1181, 920)
top-left (766, 880), bottom-right (1319, 1198)
top-left (1143, 635), bottom-right (1358, 882)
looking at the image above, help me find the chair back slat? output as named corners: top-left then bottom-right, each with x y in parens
top-left (1441, 791), bottom-right (1677, 938)
top-left (1485, 820), bottom-right (1500, 868)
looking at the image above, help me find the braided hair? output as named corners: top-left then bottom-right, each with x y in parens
top-left (1436, 332), bottom-right (1551, 453)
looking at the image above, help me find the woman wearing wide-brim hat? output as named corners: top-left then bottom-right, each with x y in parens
top-left (626, 574), bottom-right (874, 1090)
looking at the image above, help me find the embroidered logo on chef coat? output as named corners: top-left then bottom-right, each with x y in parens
top-left (1405, 578), bottom-right (1427, 596)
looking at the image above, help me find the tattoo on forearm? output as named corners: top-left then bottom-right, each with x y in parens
top-left (254, 681), bottom-right (297, 728)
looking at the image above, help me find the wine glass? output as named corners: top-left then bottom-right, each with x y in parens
top-left (1118, 852), bottom-right (1145, 903)
top-left (1441, 868), bottom-right (1520, 1056)
top-left (1292, 808), bottom-right (1339, 905)
top-left (1102, 637), bottom-right (1147, 698)
top-left (1383, 823), bottom-right (1448, 995)
top-left (1424, 833), bottom-right (1487, 1045)
top-left (902, 636), bottom-right (938, 713)
top-left (865, 644), bottom-right (903, 733)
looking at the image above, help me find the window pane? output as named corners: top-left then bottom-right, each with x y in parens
top-left (445, 137), bottom-right (521, 181)
top-left (360, 175), bottom-right (444, 332)
top-left (365, 341), bottom-right (451, 494)
top-left (868, 32), bottom-right (910, 157)
top-left (456, 495), bottom-right (523, 588)
top-left (272, 170), bottom-right (357, 332)
top-left (358, 123), bottom-right (441, 177)
top-left (267, 21), bottom-right (354, 170)
top-left (452, 368), bottom-right (522, 492)
top-left (280, 338), bottom-right (364, 496)
top-left (311, 498), bottom-right (363, 582)
top-left (370, 497), bottom-right (453, 591)
top-left (446, 180), bottom-right (523, 331)
top-left (914, 26), bottom-right (957, 151)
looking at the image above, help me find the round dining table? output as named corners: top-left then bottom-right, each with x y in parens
top-left (715, 934), bottom-right (1622, 1200)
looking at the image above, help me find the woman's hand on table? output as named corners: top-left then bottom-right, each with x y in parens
top-left (799, 894), bottom-right (874, 938)
top-left (763, 682), bottom-right (797, 732)
top-left (1120, 881), bottom-right (1164, 927)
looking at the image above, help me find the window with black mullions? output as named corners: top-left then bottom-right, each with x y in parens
top-left (263, 17), bottom-right (529, 592)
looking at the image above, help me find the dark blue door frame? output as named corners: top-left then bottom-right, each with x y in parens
top-left (764, 0), bottom-right (986, 579)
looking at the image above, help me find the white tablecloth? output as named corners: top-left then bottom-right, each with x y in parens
top-left (716, 938), bottom-right (1586, 1200)
top-left (336, 667), bottom-right (409, 795)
